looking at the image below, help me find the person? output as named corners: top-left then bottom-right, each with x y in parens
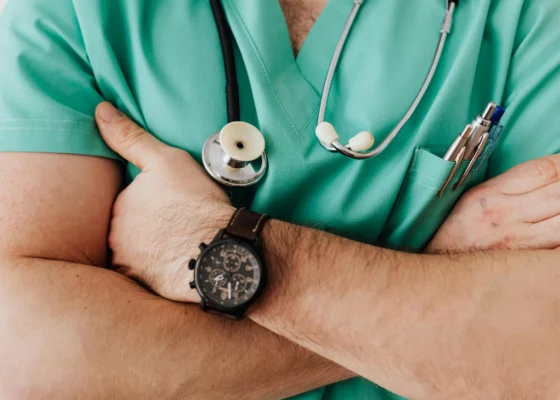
top-left (0, 0), bottom-right (559, 399)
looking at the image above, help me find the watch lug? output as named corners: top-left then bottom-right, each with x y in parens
top-left (198, 242), bottom-right (208, 251)
top-left (189, 280), bottom-right (197, 290)
top-left (212, 229), bottom-right (226, 242)
top-left (254, 237), bottom-right (263, 252)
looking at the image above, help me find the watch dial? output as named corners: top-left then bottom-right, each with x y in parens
top-left (195, 241), bottom-right (262, 309)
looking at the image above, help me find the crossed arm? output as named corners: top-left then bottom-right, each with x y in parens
top-left (0, 153), bottom-right (351, 399)
top-left (2, 104), bottom-right (560, 400)
top-left (252, 220), bottom-right (560, 399)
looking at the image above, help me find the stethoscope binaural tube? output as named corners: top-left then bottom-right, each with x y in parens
top-left (316, 0), bottom-right (459, 160)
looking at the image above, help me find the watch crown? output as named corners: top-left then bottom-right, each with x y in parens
top-left (198, 243), bottom-right (207, 251)
top-left (189, 281), bottom-right (197, 290)
top-left (188, 259), bottom-right (196, 270)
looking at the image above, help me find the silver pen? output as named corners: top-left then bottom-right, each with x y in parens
top-left (462, 102), bottom-right (496, 160)
top-left (438, 124), bottom-right (473, 197)
top-left (443, 124), bottom-right (473, 161)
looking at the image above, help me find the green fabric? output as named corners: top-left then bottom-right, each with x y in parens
top-left (381, 149), bottom-right (479, 253)
top-left (1, 0), bottom-right (560, 398)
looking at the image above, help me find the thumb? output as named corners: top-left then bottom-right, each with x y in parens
top-left (96, 102), bottom-right (169, 170)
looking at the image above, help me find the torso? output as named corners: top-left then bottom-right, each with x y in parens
top-left (12, 0), bottom-right (559, 396)
top-left (278, 0), bottom-right (328, 55)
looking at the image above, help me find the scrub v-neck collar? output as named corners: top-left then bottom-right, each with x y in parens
top-left (221, 0), bottom-right (358, 135)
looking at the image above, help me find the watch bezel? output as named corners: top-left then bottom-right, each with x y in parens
top-left (194, 237), bottom-right (266, 316)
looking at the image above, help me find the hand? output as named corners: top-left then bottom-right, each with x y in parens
top-left (427, 155), bottom-right (560, 254)
top-left (96, 102), bottom-right (235, 302)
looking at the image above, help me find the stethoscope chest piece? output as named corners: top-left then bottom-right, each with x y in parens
top-left (202, 122), bottom-right (268, 187)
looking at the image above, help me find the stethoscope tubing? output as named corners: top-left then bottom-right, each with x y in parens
top-left (209, 0), bottom-right (240, 123)
top-left (318, 0), bottom-right (458, 159)
top-left (208, 0), bottom-right (460, 169)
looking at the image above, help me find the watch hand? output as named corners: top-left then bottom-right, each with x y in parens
top-left (235, 282), bottom-right (239, 291)
top-left (228, 283), bottom-right (232, 299)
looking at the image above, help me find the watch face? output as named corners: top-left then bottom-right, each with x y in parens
top-left (195, 239), bottom-right (263, 310)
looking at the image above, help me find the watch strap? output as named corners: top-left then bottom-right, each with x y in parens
top-left (225, 208), bottom-right (270, 241)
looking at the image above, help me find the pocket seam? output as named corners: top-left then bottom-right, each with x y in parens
top-left (408, 176), bottom-right (444, 190)
top-left (408, 169), bottom-right (449, 184)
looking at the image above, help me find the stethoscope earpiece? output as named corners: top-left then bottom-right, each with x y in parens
top-left (316, 122), bottom-right (375, 153)
top-left (204, 0), bottom-right (458, 185)
top-left (202, 122), bottom-right (268, 187)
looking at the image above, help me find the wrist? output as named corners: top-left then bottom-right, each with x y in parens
top-left (182, 202), bottom-right (236, 302)
top-left (248, 218), bottom-right (307, 319)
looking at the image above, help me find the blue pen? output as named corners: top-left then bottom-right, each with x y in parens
top-left (472, 106), bottom-right (506, 174)
top-left (490, 106), bottom-right (506, 127)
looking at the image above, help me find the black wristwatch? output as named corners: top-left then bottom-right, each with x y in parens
top-left (188, 208), bottom-right (270, 320)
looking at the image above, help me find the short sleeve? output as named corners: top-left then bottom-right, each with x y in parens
top-left (0, 0), bottom-right (118, 159)
top-left (488, 0), bottom-right (560, 177)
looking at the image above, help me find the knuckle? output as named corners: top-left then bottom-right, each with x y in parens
top-left (532, 157), bottom-right (560, 182)
top-left (115, 122), bottom-right (146, 149)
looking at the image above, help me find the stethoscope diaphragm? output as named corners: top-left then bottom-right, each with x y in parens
top-left (202, 122), bottom-right (268, 187)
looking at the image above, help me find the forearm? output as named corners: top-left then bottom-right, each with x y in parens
top-left (249, 220), bottom-right (560, 399)
top-left (0, 255), bottom-right (350, 400)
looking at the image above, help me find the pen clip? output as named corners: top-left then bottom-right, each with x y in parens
top-left (438, 146), bottom-right (466, 198)
top-left (453, 132), bottom-right (490, 192)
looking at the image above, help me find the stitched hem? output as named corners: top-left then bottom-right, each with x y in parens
top-left (0, 125), bottom-right (120, 160)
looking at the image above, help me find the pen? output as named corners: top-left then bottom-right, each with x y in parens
top-left (462, 102), bottom-right (496, 161)
top-left (443, 124), bottom-right (473, 161)
top-left (438, 124), bottom-right (472, 197)
top-left (489, 106), bottom-right (506, 127)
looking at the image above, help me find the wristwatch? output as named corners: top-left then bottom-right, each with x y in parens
top-left (188, 208), bottom-right (270, 320)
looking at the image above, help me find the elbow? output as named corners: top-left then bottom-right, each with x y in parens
top-left (0, 261), bottom-right (71, 397)
top-left (0, 316), bottom-right (80, 399)
top-left (0, 317), bottom-right (54, 398)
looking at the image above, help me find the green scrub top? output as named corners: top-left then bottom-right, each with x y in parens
top-left (1, 0), bottom-right (560, 398)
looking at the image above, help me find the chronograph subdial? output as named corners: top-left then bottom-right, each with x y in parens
top-left (231, 274), bottom-right (247, 293)
top-left (209, 269), bottom-right (227, 287)
top-left (223, 252), bottom-right (242, 272)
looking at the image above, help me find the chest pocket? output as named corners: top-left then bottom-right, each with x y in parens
top-left (379, 148), bottom-right (487, 253)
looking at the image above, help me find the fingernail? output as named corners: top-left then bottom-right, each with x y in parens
top-left (97, 102), bottom-right (124, 124)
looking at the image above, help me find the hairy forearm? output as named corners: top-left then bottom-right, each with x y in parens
top-left (249, 220), bottom-right (560, 399)
top-left (0, 256), bottom-right (350, 400)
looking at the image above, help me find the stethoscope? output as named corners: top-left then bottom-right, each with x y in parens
top-left (203, 0), bottom-right (459, 187)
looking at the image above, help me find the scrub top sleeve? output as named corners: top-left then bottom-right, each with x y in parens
top-left (487, 0), bottom-right (560, 178)
top-left (0, 0), bottom-right (119, 160)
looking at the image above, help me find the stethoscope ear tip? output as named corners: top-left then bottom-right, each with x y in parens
top-left (348, 131), bottom-right (375, 152)
top-left (316, 121), bottom-right (340, 147)
top-left (316, 122), bottom-right (375, 153)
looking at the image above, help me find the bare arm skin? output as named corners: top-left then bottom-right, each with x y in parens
top-left (246, 158), bottom-right (560, 399)
top-left (250, 221), bottom-right (560, 400)
top-left (0, 152), bottom-right (351, 399)
top-left (93, 105), bottom-right (560, 400)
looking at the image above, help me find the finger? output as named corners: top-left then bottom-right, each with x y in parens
top-left (527, 214), bottom-right (560, 250)
top-left (483, 155), bottom-right (560, 196)
top-left (96, 102), bottom-right (169, 170)
top-left (517, 180), bottom-right (560, 223)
